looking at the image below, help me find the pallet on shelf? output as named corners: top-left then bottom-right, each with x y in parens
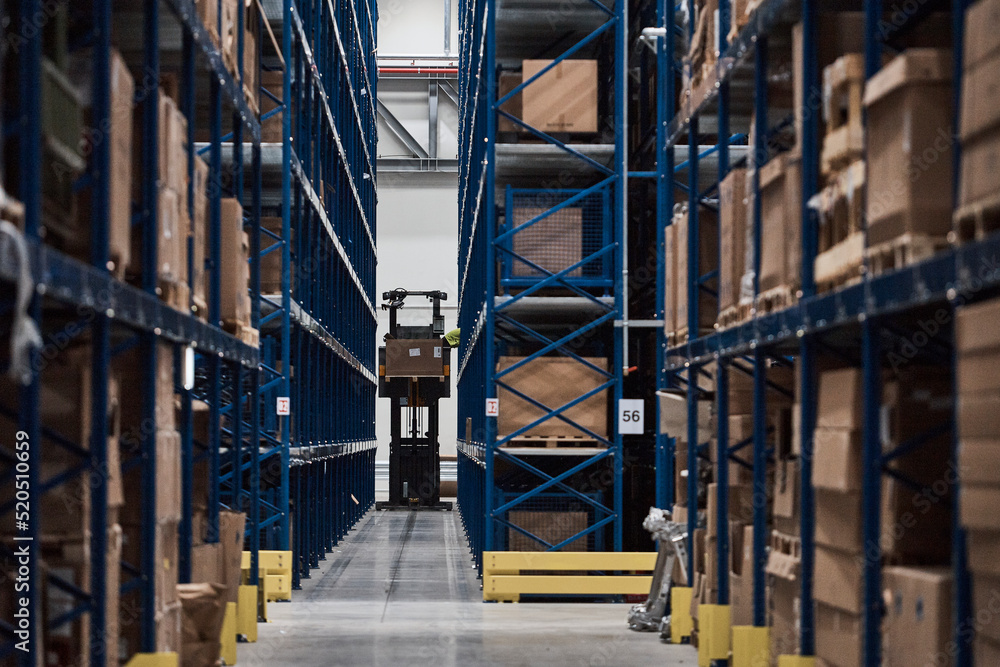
top-left (865, 232), bottom-right (950, 276)
top-left (753, 285), bottom-right (797, 317)
top-left (502, 435), bottom-right (599, 449)
top-left (953, 191), bottom-right (1000, 244)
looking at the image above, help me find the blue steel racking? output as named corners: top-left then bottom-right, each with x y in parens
top-left (455, 0), bottom-right (629, 567)
top-left (659, 1), bottom-right (988, 665)
top-left (0, 0), bottom-right (377, 663)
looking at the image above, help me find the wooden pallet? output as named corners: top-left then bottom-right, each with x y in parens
top-left (953, 191), bottom-right (1000, 244)
top-left (717, 303), bottom-right (752, 330)
top-left (770, 531), bottom-right (802, 560)
top-left (865, 233), bottom-right (949, 277)
top-left (503, 435), bottom-right (598, 448)
top-left (815, 231), bottom-right (865, 293)
top-left (223, 319), bottom-right (260, 347)
top-left (753, 285), bottom-right (797, 316)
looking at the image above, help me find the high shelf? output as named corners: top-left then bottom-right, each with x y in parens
top-left (659, 1), bottom-right (988, 665)
top-left (455, 0), bottom-right (630, 567)
top-left (0, 0), bottom-right (377, 663)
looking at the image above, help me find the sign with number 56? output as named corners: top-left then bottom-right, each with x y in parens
top-left (618, 399), bottom-right (644, 434)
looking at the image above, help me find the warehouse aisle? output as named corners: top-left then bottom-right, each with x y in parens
top-left (242, 509), bottom-right (697, 666)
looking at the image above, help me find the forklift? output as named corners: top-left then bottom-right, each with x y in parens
top-left (376, 289), bottom-right (453, 510)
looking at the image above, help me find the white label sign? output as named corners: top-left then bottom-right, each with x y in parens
top-left (276, 397), bottom-right (291, 416)
top-left (434, 347), bottom-right (442, 358)
top-left (618, 399), bottom-right (644, 434)
top-left (409, 348), bottom-right (421, 357)
top-left (486, 398), bottom-right (499, 417)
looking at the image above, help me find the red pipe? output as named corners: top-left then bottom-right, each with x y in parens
top-left (378, 67), bottom-right (459, 74)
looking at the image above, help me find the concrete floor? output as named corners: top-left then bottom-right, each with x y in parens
top-left (240, 508), bottom-right (697, 666)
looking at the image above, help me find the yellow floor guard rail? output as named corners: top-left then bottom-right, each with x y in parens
top-left (482, 551), bottom-right (657, 602)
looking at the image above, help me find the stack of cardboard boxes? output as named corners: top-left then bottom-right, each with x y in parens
top-left (811, 365), bottom-right (955, 666)
top-left (957, 296), bottom-right (1000, 661)
top-left (219, 198), bottom-right (257, 344)
top-left (1, 347), bottom-right (123, 666)
top-left (717, 168), bottom-right (748, 328)
top-left (955, 0), bottom-right (1000, 242)
top-left (664, 204), bottom-right (719, 343)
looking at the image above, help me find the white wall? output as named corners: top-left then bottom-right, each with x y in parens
top-left (377, 0), bottom-right (459, 55)
top-left (374, 175), bottom-right (459, 464)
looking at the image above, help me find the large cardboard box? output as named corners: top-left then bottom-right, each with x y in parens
top-left (658, 390), bottom-right (712, 443)
top-left (817, 368), bottom-right (863, 429)
top-left (496, 356), bottom-right (608, 439)
top-left (497, 71), bottom-right (524, 133)
top-left (815, 602), bottom-right (863, 667)
top-left (964, 0), bottom-right (1000, 71)
top-left (664, 220), bottom-right (678, 335)
top-left (773, 458), bottom-right (798, 520)
top-left (882, 567), bottom-right (953, 667)
top-left (675, 205), bottom-right (719, 335)
top-left (109, 50), bottom-right (134, 277)
top-left (219, 198), bottom-right (249, 326)
top-left (968, 530), bottom-right (1000, 576)
top-left (958, 352), bottom-right (1000, 395)
top-left (510, 205), bottom-right (583, 278)
top-left (508, 511), bottom-right (589, 551)
top-left (156, 429), bottom-right (182, 522)
top-left (973, 574), bottom-right (1000, 643)
top-left (191, 156), bottom-right (209, 318)
top-left (813, 428), bottom-right (862, 492)
top-left (218, 510), bottom-right (246, 605)
top-left (959, 438), bottom-right (1000, 484)
top-left (960, 49), bottom-right (1000, 146)
top-left (814, 545), bottom-right (863, 614)
top-left (521, 60), bottom-right (597, 133)
top-left (959, 124), bottom-right (1000, 207)
top-left (955, 297), bottom-right (1000, 354)
top-left (706, 483), bottom-right (753, 536)
top-left (675, 444), bottom-right (690, 505)
top-left (384, 339), bottom-right (446, 378)
top-left (961, 485), bottom-right (1000, 531)
top-left (976, 636), bottom-right (1000, 665)
top-left (759, 156), bottom-right (787, 292)
top-left (815, 489), bottom-right (862, 553)
top-left (718, 168), bottom-right (747, 313)
top-left (864, 49), bottom-right (953, 244)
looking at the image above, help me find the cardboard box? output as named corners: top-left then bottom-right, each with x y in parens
top-left (961, 50), bottom-right (1000, 145)
top-left (510, 205), bottom-right (583, 278)
top-left (864, 49), bottom-right (954, 244)
top-left (973, 575), bottom-right (1000, 643)
top-left (815, 602), bottom-right (863, 667)
top-left (219, 198), bottom-right (249, 326)
top-left (507, 510), bottom-right (589, 551)
top-left (815, 489), bottom-right (862, 553)
top-left (191, 156), bottom-right (209, 318)
top-left (956, 297), bottom-right (1000, 354)
top-left (658, 390), bottom-right (712, 443)
top-left (707, 483), bottom-right (754, 536)
top-left (813, 428), bottom-right (862, 492)
top-left (814, 545), bottom-right (864, 614)
top-left (817, 368), bottom-right (863, 429)
top-left (976, 636), bottom-right (1000, 665)
top-left (675, 205), bottom-right (720, 335)
top-left (965, 0), bottom-right (1000, 71)
top-left (218, 510), bottom-right (246, 604)
top-left (759, 155), bottom-right (787, 292)
top-left (260, 216), bottom-right (284, 293)
top-left (969, 530), bottom-right (1000, 576)
top-left (958, 351), bottom-right (1000, 394)
top-left (675, 445), bottom-right (690, 505)
top-left (959, 124), bottom-right (1000, 207)
top-left (157, 429), bottom-right (182, 521)
top-left (882, 567), bottom-right (953, 667)
top-left (109, 50), bottom-right (134, 277)
top-left (962, 485), bottom-right (1000, 531)
top-left (959, 437), bottom-right (1000, 484)
top-left (664, 220), bottom-right (678, 335)
top-left (197, 0), bottom-right (219, 45)
top-left (384, 339), bottom-right (446, 378)
top-left (497, 71), bottom-right (524, 133)
top-left (883, 477), bottom-right (952, 563)
top-left (718, 168), bottom-right (747, 313)
top-left (521, 59), bottom-right (597, 133)
top-left (766, 548), bottom-right (801, 663)
top-left (191, 543), bottom-right (223, 586)
top-left (784, 150), bottom-right (803, 289)
top-left (496, 356), bottom-right (608, 439)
